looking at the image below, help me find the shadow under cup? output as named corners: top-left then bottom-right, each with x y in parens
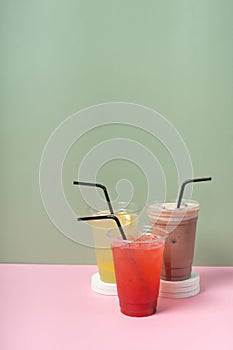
top-left (148, 200), bottom-right (200, 281)
top-left (89, 202), bottom-right (139, 284)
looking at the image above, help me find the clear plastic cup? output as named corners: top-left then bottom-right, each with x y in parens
top-left (109, 227), bottom-right (167, 317)
top-left (90, 202), bottom-right (139, 284)
top-left (148, 200), bottom-right (200, 281)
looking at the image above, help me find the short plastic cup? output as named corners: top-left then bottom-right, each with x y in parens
top-left (110, 227), bottom-right (167, 317)
top-left (90, 202), bottom-right (139, 284)
top-left (148, 200), bottom-right (200, 281)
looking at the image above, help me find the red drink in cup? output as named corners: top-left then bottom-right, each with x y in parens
top-left (110, 228), bottom-right (166, 317)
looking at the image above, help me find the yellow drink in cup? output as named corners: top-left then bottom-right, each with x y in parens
top-left (90, 204), bottom-right (139, 284)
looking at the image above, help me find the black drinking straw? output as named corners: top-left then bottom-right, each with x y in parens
top-left (177, 177), bottom-right (212, 209)
top-left (77, 214), bottom-right (127, 240)
top-left (73, 181), bottom-right (114, 214)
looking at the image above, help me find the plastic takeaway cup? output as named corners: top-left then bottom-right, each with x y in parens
top-left (148, 200), bottom-right (200, 281)
top-left (109, 227), bottom-right (167, 317)
top-left (90, 202), bottom-right (139, 284)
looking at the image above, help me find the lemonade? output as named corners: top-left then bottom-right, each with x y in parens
top-left (91, 208), bottom-right (138, 283)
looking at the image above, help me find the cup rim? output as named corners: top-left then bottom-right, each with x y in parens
top-left (108, 225), bottom-right (168, 244)
top-left (86, 201), bottom-right (142, 216)
top-left (147, 199), bottom-right (200, 212)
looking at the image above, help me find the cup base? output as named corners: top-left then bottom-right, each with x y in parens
top-left (120, 301), bottom-right (157, 317)
top-left (161, 266), bottom-right (192, 281)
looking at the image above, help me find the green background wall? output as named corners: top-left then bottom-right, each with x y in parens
top-left (1, 0), bottom-right (233, 265)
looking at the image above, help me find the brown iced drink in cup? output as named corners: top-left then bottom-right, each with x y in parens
top-left (148, 176), bottom-right (212, 281)
top-left (148, 200), bottom-right (200, 281)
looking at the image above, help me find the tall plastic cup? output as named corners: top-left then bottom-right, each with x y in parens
top-left (110, 227), bottom-right (167, 317)
top-left (148, 200), bottom-right (200, 281)
top-left (90, 202), bottom-right (139, 284)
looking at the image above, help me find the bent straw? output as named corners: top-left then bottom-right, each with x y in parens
top-left (77, 214), bottom-right (127, 240)
top-left (73, 181), bottom-right (114, 214)
top-left (177, 177), bottom-right (212, 209)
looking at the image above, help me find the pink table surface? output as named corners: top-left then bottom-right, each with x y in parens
top-left (0, 265), bottom-right (233, 350)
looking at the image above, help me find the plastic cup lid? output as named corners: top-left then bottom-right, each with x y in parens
top-left (160, 283), bottom-right (199, 293)
top-left (159, 285), bottom-right (200, 299)
top-left (160, 271), bottom-right (200, 292)
top-left (91, 271), bottom-right (200, 298)
top-left (91, 273), bottom-right (117, 296)
top-left (159, 271), bottom-right (200, 298)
